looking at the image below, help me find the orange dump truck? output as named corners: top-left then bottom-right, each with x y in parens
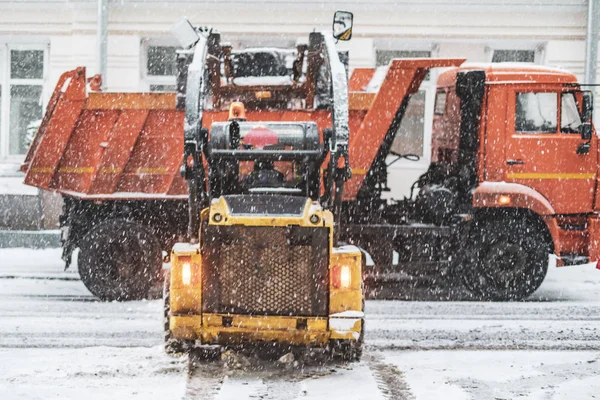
top-left (22, 31), bottom-right (599, 301)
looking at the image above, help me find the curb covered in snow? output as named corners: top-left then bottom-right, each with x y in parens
top-left (0, 230), bottom-right (61, 248)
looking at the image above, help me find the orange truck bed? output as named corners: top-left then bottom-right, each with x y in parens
top-left (22, 59), bottom-right (464, 201)
top-left (22, 68), bottom-right (187, 200)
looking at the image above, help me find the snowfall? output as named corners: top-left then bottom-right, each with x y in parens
top-left (1, 248), bottom-right (599, 400)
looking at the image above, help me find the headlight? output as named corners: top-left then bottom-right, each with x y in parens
top-left (332, 265), bottom-right (351, 289)
top-left (181, 261), bottom-right (192, 286)
top-left (340, 265), bottom-right (351, 288)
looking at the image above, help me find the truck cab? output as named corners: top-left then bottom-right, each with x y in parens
top-left (428, 63), bottom-right (600, 298)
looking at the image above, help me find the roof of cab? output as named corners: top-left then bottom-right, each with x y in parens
top-left (437, 63), bottom-right (578, 87)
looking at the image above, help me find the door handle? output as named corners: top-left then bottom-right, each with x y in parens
top-left (507, 159), bottom-right (525, 165)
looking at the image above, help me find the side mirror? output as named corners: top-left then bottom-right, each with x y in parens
top-left (333, 11), bottom-right (353, 41)
top-left (171, 18), bottom-right (199, 48)
top-left (582, 91), bottom-right (594, 122)
top-left (581, 122), bottom-right (593, 141)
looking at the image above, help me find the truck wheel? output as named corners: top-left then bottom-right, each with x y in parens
top-left (462, 216), bottom-right (549, 301)
top-left (163, 275), bottom-right (194, 355)
top-left (78, 220), bottom-right (162, 301)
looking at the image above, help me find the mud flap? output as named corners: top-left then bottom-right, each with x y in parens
top-left (588, 215), bottom-right (600, 270)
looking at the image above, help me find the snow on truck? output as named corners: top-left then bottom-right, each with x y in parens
top-left (21, 14), bottom-right (600, 306)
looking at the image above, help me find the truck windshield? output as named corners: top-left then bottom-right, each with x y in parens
top-left (561, 92), bottom-right (583, 133)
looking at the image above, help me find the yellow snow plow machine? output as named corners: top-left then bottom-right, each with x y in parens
top-left (164, 12), bottom-right (364, 360)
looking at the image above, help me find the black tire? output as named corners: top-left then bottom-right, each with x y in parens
top-left (462, 215), bottom-right (550, 301)
top-left (163, 274), bottom-right (194, 356)
top-left (78, 219), bottom-right (162, 301)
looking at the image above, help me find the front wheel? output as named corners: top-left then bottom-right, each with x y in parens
top-left (461, 215), bottom-right (550, 301)
top-left (78, 219), bottom-right (162, 301)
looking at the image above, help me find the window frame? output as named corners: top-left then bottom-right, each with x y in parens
top-left (0, 43), bottom-right (48, 160)
top-left (492, 49), bottom-right (536, 63)
top-left (486, 42), bottom-right (546, 65)
top-left (140, 38), bottom-right (178, 92)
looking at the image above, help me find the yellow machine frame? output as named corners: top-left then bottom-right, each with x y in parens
top-left (168, 197), bottom-right (364, 347)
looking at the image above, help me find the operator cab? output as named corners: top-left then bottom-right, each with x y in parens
top-left (208, 103), bottom-right (324, 199)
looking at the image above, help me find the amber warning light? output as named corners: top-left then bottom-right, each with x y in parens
top-left (228, 102), bottom-right (247, 121)
top-left (497, 195), bottom-right (511, 205)
top-left (332, 265), bottom-right (351, 289)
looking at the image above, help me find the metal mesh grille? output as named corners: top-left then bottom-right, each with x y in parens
top-left (202, 226), bottom-right (329, 316)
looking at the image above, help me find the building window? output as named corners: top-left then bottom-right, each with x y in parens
top-left (142, 41), bottom-right (178, 92)
top-left (0, 45), bottom-right (47, 157)
top-left (375, 50), bottom-right (431, 67)
top-left (492, 49), bottom-right (535, 63)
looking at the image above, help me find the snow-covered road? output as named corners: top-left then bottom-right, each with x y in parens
top-left (1, 248), bottom-right (599, 399)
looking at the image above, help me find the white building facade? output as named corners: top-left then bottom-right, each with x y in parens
top-left (0, 0), bottom-right (596, 229)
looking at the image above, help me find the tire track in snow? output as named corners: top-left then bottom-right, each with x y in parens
top-left (365, 352), bottom-right (414, 400)
top-left (183, 350), bottom-right (415, 399)
top-left (183, 359), bottom-right (226, 400)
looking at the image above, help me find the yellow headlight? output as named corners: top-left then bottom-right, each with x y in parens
top-left (181, 262), bottom-right (192, 286)
top-left (340, 265), bottom-right (351, 289)
top-left (332, 265), bottom-right (352, 289)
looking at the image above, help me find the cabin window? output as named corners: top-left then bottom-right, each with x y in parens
top-left (561, 92), bottom-right (583, 134)
top-left (434, 91), bottom-right (447, 115)
top-left (515, 92), bottom-right (558, 133)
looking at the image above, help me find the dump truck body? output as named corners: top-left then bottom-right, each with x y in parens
top-left (21, 53), bottom-right (462, 301)
top-left (23, 59), bottom-right (462, 202)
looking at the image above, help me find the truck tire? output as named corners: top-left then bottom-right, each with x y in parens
top-left (78, 219), bottom-right (162, 301)
top-left (462, 216), bottom-right (549, 301)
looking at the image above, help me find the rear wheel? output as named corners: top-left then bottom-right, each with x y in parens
top-left (78, 219), bottom-right (162, 301)
top-left (462, 215), bottom-right (550, 301)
